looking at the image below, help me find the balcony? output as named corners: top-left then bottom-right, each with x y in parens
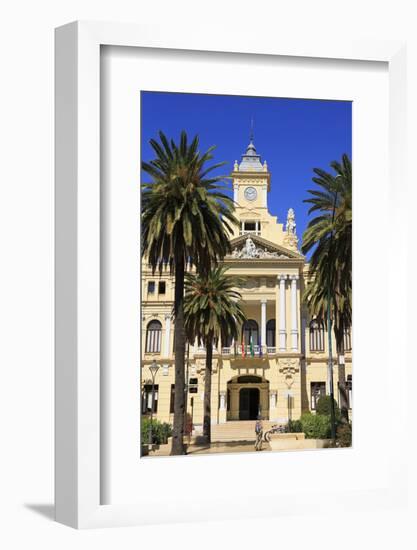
top-left (221, 345), bottom-right (276, 356)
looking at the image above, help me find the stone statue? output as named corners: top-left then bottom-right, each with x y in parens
top-left (286, 208), bottom-right (296, 235)
top-left (243, 237), bottom-right (257, 258)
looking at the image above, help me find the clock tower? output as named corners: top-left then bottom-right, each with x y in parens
top-left (232, 136), bottom-right (270, 210)
top-left (231, 135), bottom-right (275, 239)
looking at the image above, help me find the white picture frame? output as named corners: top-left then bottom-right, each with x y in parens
top-left (55, 21), bottom-right (408, 529)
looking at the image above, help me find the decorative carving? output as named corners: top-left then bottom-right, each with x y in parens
top-left (232, 236), bottom-right (289, 259)
top-left (284, 208), bottom-right (299, 250)
top-left (278, 358), bottom-right (300, 389)
top-left (241, 278), bottom-right (260, 289)
top-left (279, 358), bottom-right (299, 373)
top-left (196, 359), bottom-right (205, 374)
top-left (286, 208), bottom-right (297, 235)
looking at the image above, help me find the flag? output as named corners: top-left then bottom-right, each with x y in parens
top-left (241, 333), bottom-right (245, 358)
top-left (250, 335), bottom-right (254, 357)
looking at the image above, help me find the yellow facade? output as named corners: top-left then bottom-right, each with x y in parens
top-left (141, 139), bottom-right (352, 430)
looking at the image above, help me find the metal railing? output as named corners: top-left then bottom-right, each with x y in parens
top-left (220, 345), bottom-right (276, 356)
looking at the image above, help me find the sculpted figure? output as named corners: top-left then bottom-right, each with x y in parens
top-left (286, 208), bottom-right (296, 235)
top-left (243, 237), bottom-right (257, 258)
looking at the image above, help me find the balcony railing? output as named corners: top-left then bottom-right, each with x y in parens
top-left (220, 345), bottom-right (276, 356)
top-left (239, 230), bottom-right (261, 236)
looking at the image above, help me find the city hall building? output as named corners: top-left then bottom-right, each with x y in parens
top-left (141, 138), bottom-right (352, 432)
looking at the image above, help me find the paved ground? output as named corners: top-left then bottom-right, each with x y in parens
top-left (146, 439), bottom-right (272, 457)
top-left (187, 440), bottom-right (272, 455)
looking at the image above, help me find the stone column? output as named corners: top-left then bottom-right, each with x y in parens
top-left (233, 183), bottom-right (238, 204)
top-left (279, 275), bottom-right (287, 351)
top-left (275, 280), bottom-right (280, 351)
top-left (290, 275), bottom-right (299, 352)
top-left (164, 314), bottom-right (171, 357)
top-left (262, 184), bottom-right (267, 208)
top-left (261, 299), bottom-right (267, 351)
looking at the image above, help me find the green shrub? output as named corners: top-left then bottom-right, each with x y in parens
top-left (286, 419), bottom-right (303, 433)
top-left (299, 413), bottom-right (331, 439)
top-left (141, 418), bottom-right (173, 446)
top-left (316, 395), bottom-right (341, 419)
top-left (336, 422), bottom-right (352, 447)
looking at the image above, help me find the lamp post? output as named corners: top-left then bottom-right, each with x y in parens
top-left (148, 360), bottom-right (160, 450)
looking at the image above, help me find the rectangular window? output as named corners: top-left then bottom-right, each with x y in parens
top-left (142, 384), bottom-right (159, 414)
top-left (189, 377), bottom-right (198, 394)
top-left (311, 382), bottom-right (326, 410)
top-left (240, 220), bottom-right (261, 236)
top-left (148, 281), bottom-right (155, 294)
top-left (244, 221), bottom-right (256, 231)
top-left (158, 281), bottom-right (166, 294)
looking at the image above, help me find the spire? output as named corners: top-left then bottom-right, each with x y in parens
top-left (238, 118), bottom-right (264, 171)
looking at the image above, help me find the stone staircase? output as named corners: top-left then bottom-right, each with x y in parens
top-left (210, 420), bottom-right (276, 442)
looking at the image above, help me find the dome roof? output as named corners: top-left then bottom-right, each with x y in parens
top-left (238, 139), bottom-right (264, 171)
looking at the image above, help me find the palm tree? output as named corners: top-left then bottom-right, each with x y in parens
top-left (141, 131), bottom-right (237, 454)
top-left (184, 267), bottom-right (246, 443)
top-left (302, 154), bottom-right (352, 423)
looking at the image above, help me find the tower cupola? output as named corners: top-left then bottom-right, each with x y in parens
top-left (238, 139), bottom-right (264, 172)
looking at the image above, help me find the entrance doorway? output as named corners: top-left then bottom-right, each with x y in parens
top-left (239, 388), bottom-right (260, 420)
top-left (227, 375), bottom-right (269, 421)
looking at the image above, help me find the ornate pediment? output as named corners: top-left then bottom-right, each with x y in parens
top-left (228, 234), bottom-right (303, 261)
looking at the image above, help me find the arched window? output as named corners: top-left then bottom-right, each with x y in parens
top-left (146, 320), bottom-right (162, 353)
top-left (309, 319), bottom-right (324, 352)
top-left (222, 334), bottom-right (233, 348)
top-left (266, 319), bottom-right (276, 347)
top-left (343, 327), bottom-right (352, 351)
top-left (242, 319), bottom-right (259, 345)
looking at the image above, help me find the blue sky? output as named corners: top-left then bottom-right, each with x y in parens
top-left (141, 92), bottom-right (351, 257)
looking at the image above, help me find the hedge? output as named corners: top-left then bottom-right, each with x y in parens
top-left (141, 418), bottom-right (172, 446)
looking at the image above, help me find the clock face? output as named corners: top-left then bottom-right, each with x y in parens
top-left (244, 186), bottom-right (257, 201)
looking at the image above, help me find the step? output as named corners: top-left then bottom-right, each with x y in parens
top-left (210, 421), bottom-right (276, 442)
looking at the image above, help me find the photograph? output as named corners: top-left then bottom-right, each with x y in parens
top-left (140, 91), bottom-right (352, 457)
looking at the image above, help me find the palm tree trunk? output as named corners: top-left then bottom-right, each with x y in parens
top-left (203, 337), bottom-right (213, 443)
top-left (171, 257), bottom-right (186, 455)
top-left (337, 346), bottom-right (349, 423)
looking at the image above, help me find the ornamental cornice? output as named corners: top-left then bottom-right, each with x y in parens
top-left (231, 171), bottom-right (271, 181)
